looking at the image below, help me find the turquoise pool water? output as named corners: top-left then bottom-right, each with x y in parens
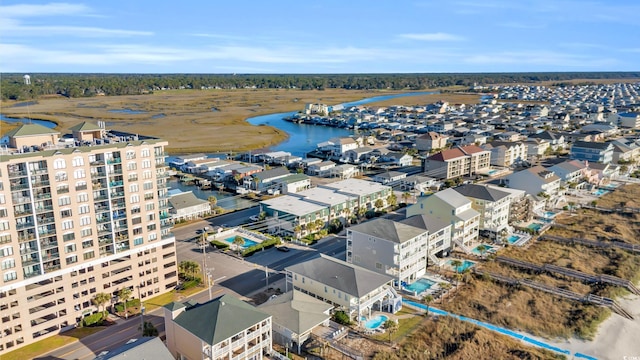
top-left (447, 259), bottom-right (475, 272)
top-left (543, 211), bottom-right (556, 218)
top-left (527, 223), bottom-right (543, 231)
top-left (363, 315), bottom-right (388, 330)
top-left (404, 278), bottom-right (436, 294)
top-left (471, 244), bottom-right (493, 255)
top-left (224, 236), bottom-right (258, 249)
top-left (507, 235), bottom-right (521, 244)
top-left (592, 189), bottom-right (610, 196)
top-left (488, 169), bottom-right (498, 175)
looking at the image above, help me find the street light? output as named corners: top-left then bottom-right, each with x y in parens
top-left (136, 285), bottom-right (145, 335)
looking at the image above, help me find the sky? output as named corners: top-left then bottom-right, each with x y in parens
top-left (1, 0), bottom-right (639, 74)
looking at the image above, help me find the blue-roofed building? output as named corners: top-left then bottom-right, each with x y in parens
top-left (570, 141), bottom-right (614, 164)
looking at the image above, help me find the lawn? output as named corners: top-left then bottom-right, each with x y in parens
top-left (1, 327), bottom-right (104, 360)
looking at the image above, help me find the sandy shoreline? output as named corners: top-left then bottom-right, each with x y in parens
top-left (548, 295), bottom-right (640, 360)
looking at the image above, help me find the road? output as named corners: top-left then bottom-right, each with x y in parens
top-left (38, 205), bottom-right (348, 360)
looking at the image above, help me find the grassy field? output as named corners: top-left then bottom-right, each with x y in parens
top-left (1, 89), bottom-right (411, 153)
top-left (0, 120), bottom-right (20, 136)
top-left (0, 327), bottom-right (104, 360)
top-left (372, 316), bottom-right (564, 360)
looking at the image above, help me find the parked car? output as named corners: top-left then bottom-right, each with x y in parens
top-left (277, 246), bottom-right (290, 252)
top-left (249, 215), bottom-right (260, 222)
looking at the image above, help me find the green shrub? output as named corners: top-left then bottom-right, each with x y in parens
top-left (82, 312), bottom-right (104, 327)
top-left (183, 278), bottom-right (201, 289)
top-left (210, 240), bottom-right (230, 249)
top-left (242, 237), bottom-right (281, 257)
top-left (332, 311), bottom-right (351, 325)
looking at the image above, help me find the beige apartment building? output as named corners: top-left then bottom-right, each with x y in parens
top-left (0, 122), bottom-right (178, 354)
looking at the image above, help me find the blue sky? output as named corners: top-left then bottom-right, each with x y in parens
top-left (1, 0), bottom-right (639, 73)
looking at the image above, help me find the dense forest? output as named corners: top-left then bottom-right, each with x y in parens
top-left (2, 72), bottom-right (639, 101)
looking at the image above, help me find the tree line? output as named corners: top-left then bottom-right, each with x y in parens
top-left (2, 72), bottom-right (639, 101)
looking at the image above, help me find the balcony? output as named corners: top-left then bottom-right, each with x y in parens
top-left (10, 183), bottom-right (30, 191)
top-left (18, 234), bottom-right (37, 243)
top-left (107, 158), bottom-right (122, 164)
top-left (32, 180), bottom-right (51, 188)
top-left (37, 216), bottom-right (56, 225)
top-left (75, 184), bottom-right (88, 191)
top-left (8, 169), bottom-right (28, 178)
top-left (109, 181), bottom-right (124, 187)
top-left (35, 206), bottom-right (54, 214)
top-left (110, 191), bottom-right (125, 198)
top-left (56, 187), bottom-right (70, 194)
top-left (16, 221), bottom-right (35, 230)
top-left (40, 241), bottom-right (58, 251)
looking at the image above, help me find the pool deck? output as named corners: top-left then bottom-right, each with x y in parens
top-left (403, 274), bottom-right (448, 298)
top-left (206, 227), bottom-right (266, 250)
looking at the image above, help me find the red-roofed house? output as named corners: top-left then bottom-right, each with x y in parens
top-left (422, 145), bottom-right (491, 179)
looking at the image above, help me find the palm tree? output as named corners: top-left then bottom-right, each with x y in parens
top-left (476, 244), bottom-right (488, 257)
top-left (233, 235), bottom-right (245, 256)
top-left (450, 259), bottom-right (463, 275)
top-left (140, 321), bottom-right (159, 337)
top-left (386, 193), bottom-right (397, 207)
top-left (293, 225), bottom-right (302, 239)
top-left (374, 198), bottom-right (384, 211)
top-left (207, 195), bottom-right (217, 207)
top-left (401, 192), bottom-right (411, 204)
top-left (439, 282), bottom-right (453, 303)
top-left (92, 292), bottom-right (111, 317)
top-left (422, 295), bottom-right (434, 316)
top-left (357, 206), bottom-right (366, 220)
top-left (383, 319), bottom-right (398, 343)
top-left (118, 287), bottom-right (132, 319)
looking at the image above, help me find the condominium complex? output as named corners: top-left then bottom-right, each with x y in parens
top-left (0, 122), bottom-right (177, 354)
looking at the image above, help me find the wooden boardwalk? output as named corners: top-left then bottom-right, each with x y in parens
top-left (474, 269), bottom-right (634, 320)
top-left (495, 256), bottom-right (640, 295)
top-left (541, 234), bottom-right (640, 254)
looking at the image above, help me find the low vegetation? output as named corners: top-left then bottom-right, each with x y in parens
top-left (372, 316), bottom-right (564, 360)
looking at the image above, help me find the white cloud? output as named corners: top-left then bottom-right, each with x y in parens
top-left (465, 50), bottom-right (619, 67)
top-left (0, 2), bottom-right (90, 17)
top-left (398, 33), bottom-right (465, 41)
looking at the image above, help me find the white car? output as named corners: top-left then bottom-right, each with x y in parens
top-left (249, 215), bottom-right (260, 222)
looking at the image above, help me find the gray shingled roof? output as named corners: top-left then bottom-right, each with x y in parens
top-left (93, 337), bottom-right (173, 360)
top-left (168, 191), bottom-right (209, 210)
top-left (453, 184), bottom-right (510, 202)
top-left (286, 254), bottom-right (393, 298)
top-left (349, 218), bottom-right (426, 243)
top-left (400, 214), bottom-right (450, 234)
top-left (69, 121), bottom-right (102, 132)
top-left (258, 290), bottom-right (332, 335)
top-left (172, 294), bottom-right (270, 346)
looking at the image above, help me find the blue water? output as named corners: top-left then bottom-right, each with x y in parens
top-left (362, 315), bottom-right (388, 330)
top-left (108, 108), bottom-right (147, 114)
top-left (246, 91), bottom-right (438, 156)
top-left (543, 211), bottom-right (556, 218)
top-left (0, 114), bottom-right (57, 128)
top-left (447, 260), bottom-right (475, 272)
top-left (507, 235), bottom-right (520, 244)
top-left (167, 179), bottom-right (256, 211)
top-left (224, 236), bottom-right (258, 249)
top-left (592, 189), bottom-right (610, 196)
top-left (151, 113), bottom-right (166, 119)
top-left (471, 244), bottom-right (493, 255)
top-left (404, 278), bottom-right (435, 294)
top-left (488, 169), bottom-right (498, 175)
top-left (527, 223), bottom-right (543, 231)
top-left (402, 300), bottom-right (595, 358)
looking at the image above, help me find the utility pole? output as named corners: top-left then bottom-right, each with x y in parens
top-left (200, 229), bottom-right (207, 284)
top-left (136, 285), bottom-right (144, 335)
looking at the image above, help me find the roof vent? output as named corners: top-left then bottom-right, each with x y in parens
top-left (221, 301), bottom-right (225, 306)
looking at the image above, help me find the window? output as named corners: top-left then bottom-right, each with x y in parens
top-left (126, 151), bottom-right (136, 160)
top-left (131, 206), bottom-right (141, 214)
top-left (1, 259), bottom-right (15, 270)
top-left (61, 220), bottom-right (73, 230)
top-left (148, 233), bottom-right (157, 241)
top-left (142, 170), bottom-right (152, 180)
top-left (141, 148), bottom-right (150, 157)
top-left (133, 227), bottom-right (143, 235)
top-left (78, 205), bottom-right (90, 214)
top-left (82, 240), bottom-right (93, 248)
top-left (66, 255), bottom-right (78, 265)
top-left (65, 244), bottom-right (76, 253)
top-left (128, 173), bottom-right (138, 182)
top-left (53, 159), bottom-right (66, 169)
top-left (83, 251), bottom-right (95, 260)
top-left (0, 247), bottom-right (14, 257)
top-left (80, 217), bottom-right (91, 226)
top-left (75, 181), bottom-right (87, 190)
top-left (0, 194), bottom-right (4, 204)
top-left (55, 171), bottom-right (67, 182)
top-left (3, 271), bottom-right (17, 282)
top-left (0, 221), bottom-right (8, 231)
top-left (147, 224), bottom-right (156, 231)
top-left (147, 213), bottom-right (155, 221)
top-left (129, 184), bottom-right (139, 193)
top-left (127, 162), bottom-right (137, 171)
top-left (145, 203), bottom-right (155, 211)
top-left (77, 193), bottom-right (89, 203)
top-left (60, 209), bottom-right (72, 218)
top-left (134, 237), bottom-right (143, 246)
top-left (143, 181), bottom-right (153, 190)
top-left (72, 157), bottom-right (84, 167)
top-left (62, 233), bottom-right (75, 242)
top-left (144, 192), bottom-right (154, 200)
top-left (142, 160), bottom-right (151, 169)
top-left (73, 169), bottom-right (86, 179)
top-left (132, 217), bottom-right (142, 225)
top-left (130, 194), bottom-right (139, 203)
top-left (58, 196), bottom-right (71, 206)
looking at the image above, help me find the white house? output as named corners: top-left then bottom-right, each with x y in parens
top-left (453, 184), bottom-right (511, 239)
top-left (307, 161), bottom-right (336, 177)
top-left (168, 191), bottom-right (211, 222)
top-left (481, 141), bottom-right (528, 167)
top-left (372, 171), bottom-right (407, 186)
top-left (406, 188), bottom-right (480, 250)
top-left (505, 165), bottom-right (561, 199)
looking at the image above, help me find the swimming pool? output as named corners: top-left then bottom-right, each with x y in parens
top-left (471, 244), bottom-right (494, 255)
top-left (362, 314), bottom-right (388, 330)
top-left (404, 278), bottom-right (436, 294)
top-left (447, 259), bottom-right (475, 272)
top-left (543, 211), bottom-right (556, 218)
top-left (592, 189), bottom-right (610, 196)
top-left (507, 235), bottom-right (521, 244)
top-left (488, 169), bottom-right (498, 175)
top-left (527, 223), bottom-right (543, 231)
top-left (223, 236), bottom-right (258, 249)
